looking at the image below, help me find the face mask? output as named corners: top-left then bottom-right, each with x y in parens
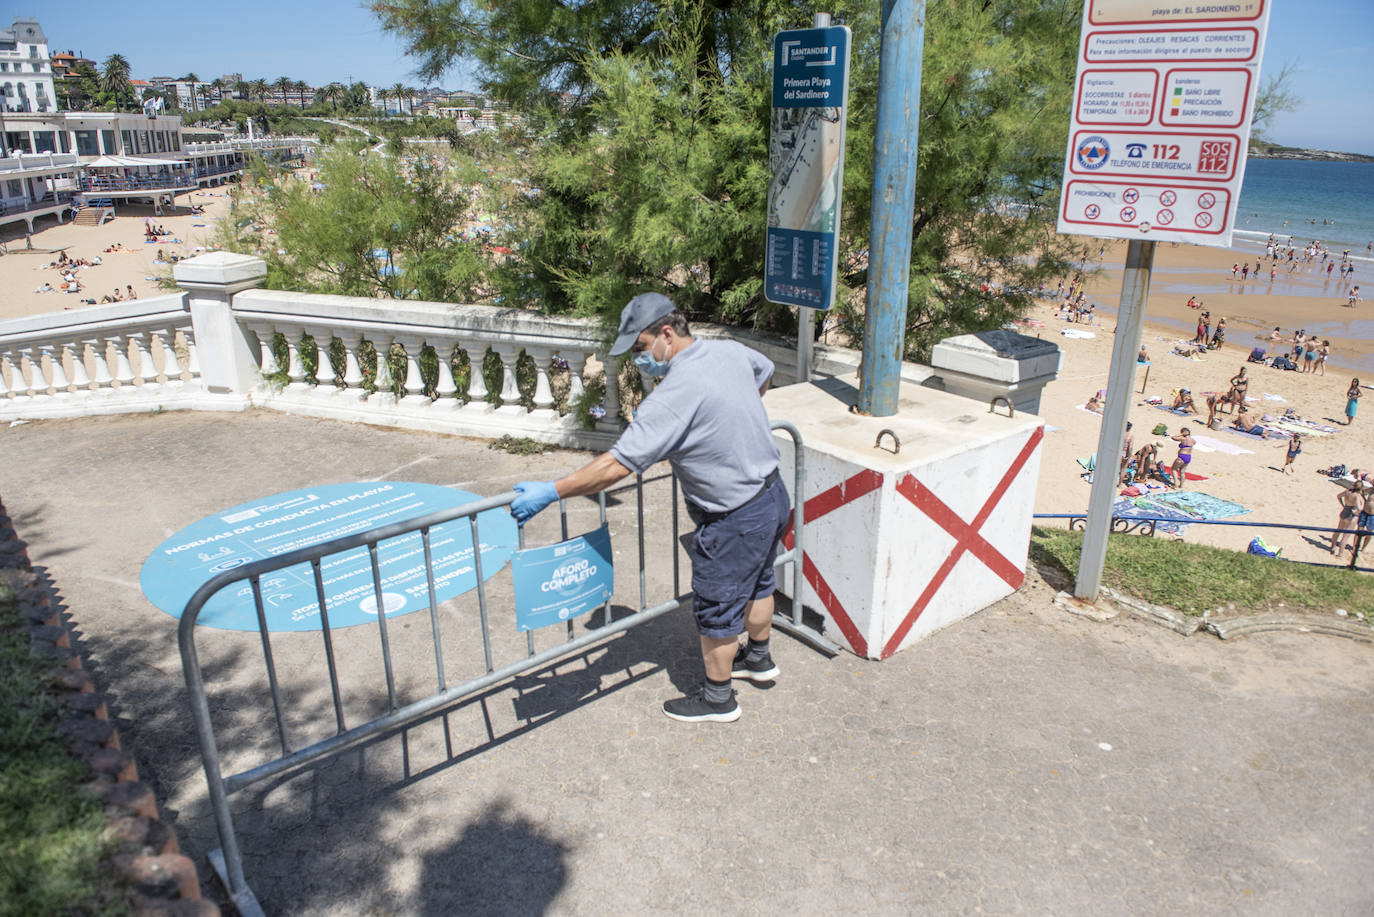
top-left (633, 336), bottom-right (670, 377)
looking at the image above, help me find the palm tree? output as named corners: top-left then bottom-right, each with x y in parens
top-left (295, 80), bottom-right (312, 109)
top-left (249, 78), bottom-right (269, 103)
top-left (233, 79), bottom-right (249, 101)
top-left (273, 76), bottom-right (291, 107)
top-left (320, 82), bottom-right (343, 112)
top-left (101, 53), bottom-right (132, 109)
top-left (197, 84), bottom-right (213, 111)
top-left (388, 82), bottom-right (407, 117)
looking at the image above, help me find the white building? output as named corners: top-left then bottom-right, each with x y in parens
top-left (1, 18), bottom-right (56, 113)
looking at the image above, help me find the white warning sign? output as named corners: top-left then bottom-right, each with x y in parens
top-left (1057, 1), bottom-right (1271, 247)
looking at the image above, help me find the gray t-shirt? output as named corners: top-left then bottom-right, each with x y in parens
top-left (610, 338), bottom-right (779, 513)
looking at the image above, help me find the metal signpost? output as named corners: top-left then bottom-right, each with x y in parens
top-left (1060, 0), bottom-right (1272, 599)
top-left (766, 14), bottom-right (851, 384)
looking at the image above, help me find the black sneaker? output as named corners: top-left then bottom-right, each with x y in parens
top-left (662, 688), bottom-right (740, 723)
top-left (731, 643), bottom-right (780, 682)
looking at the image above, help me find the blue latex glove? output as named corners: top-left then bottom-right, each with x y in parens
top-left (510, 481), bottom-right (559, 525)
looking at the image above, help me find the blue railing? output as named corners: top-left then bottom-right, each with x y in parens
top-left (1033, 513), bottom-right (1373, 572)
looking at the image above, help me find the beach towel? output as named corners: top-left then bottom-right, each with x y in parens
top-left (1109, 497), bottom-right (1192, 535)
top-left (1061, 329), bottom-right (1096, 339)
top-left (1263, 393), bottom-right (1286, 402)
top-left (1190, 434), bottom-right (1253, 455)
top-left (1139, 491), bottom-right (1249, 521)
top-left (1247, 536), bottom-right (1281, 558)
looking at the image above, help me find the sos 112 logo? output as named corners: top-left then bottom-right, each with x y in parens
top-left (1196, 140), bottom-right (1232, 175)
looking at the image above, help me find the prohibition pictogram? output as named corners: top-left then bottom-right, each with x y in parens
top-left (1120, 207), bottom-right (1136, 222)
top-left (1084, 204), bottom-right (1101, 219)
top-left (1195, 212), bottom-right (1213, 228)
top-left (781, 428), bottom-right (1044, 659)
top-left (1157, 209), bottom-right (1174, 225)
top-left (1198, 192), bottom-right (1216, 209)
top-left (1159, 190), bottom-right (1177, 206)
top-left (1122, 188), bottom-right (1140, 204)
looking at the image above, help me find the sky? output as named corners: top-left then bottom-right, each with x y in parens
top-left (9, 0), bottom-right (1374, 154)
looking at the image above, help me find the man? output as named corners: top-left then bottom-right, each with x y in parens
top-left (509, 293), bottom-right (789, 724)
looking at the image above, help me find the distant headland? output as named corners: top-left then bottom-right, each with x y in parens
top-left (1249, 143), bottom-right (1374, 163)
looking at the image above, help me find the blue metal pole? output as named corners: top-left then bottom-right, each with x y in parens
top-left (859, 0), bottom-right (926, 417)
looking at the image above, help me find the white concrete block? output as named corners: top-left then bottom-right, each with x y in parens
top-left (766, 377), bottom-right (1045, 659)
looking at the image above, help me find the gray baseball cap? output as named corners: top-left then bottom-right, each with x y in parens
top-left (609, 292), bottom-right (676, 356)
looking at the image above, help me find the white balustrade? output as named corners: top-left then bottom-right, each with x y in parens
top-left (397, 335), bottom-right (429, 405)
top-left (528, 347), bottom-right (556, 415)
top-left (156, 330), bottom-right (183, 385)
top-left (464, 345), bottom-right (492, 412)
top-left (45, 345), bottom-right (71, 395)
top-left (492, 345), bottom-right (522, 411)
top-left (88, 338), bottom-right (114, 394)
top-left (566, 353), bottom-right (587, 406)
top-left (0, 350), bottom-right (18, 398)
top-left (21, 348), bottom-right (48, 397)
top-left (67, 341), bottom-right (92, 393)
top-left (283, 331), bottom-right (308, 390)
top-left (433, 340), bottom-right (459, 403)
top-left (130, 333), bottom-right (160, 386)
top-left (111, 336), bottom-right (137, 388)
top-left (337, 332), bottom-right (366, 399)
top-left (367, 334), bottom-right (396, 405)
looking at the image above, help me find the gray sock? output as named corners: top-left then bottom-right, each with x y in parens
top-left (745, 637), bottom-right (770, 662)
top-left (703, 676), bottom-right (733, 704)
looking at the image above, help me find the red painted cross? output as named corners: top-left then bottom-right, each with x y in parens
top-left (781, 468), bottom-right (883, 657)
top-left (778, 427), bottom-right (1043, 660)
top-left (884, 427), bottom-right (1044, 657)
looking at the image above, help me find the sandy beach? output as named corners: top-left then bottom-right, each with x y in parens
top-left (2, 207), bottom-right (1370, 570)
top-left (0, 189), bottom-right (234, 319)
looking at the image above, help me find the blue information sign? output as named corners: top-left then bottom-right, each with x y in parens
top-left (766, 25), bottom-right (852, 311)
top-left (511, 525), bottom-right (614, 632)
top-left (140, 482), bottom-right (517, 632)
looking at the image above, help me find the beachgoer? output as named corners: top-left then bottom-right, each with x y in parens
top-left (1268, 327), bottom-right (1282, 352)
top-left (126, 285), bottom-right (137, 300)
top-left (1226, 367), bottom-right (1248, 411)
top-left (1209, 317), bottom-right (1226, 350)
top-left (509, 292), bottom-right (790, 723)
top-left (1137, 344), bottom-right (1149, 363)
top-left (1303, 337), bottom-right (1317, 373)
top-left (1350, 285), bottom-right (1362, 308)
top-left (1291, 330), bottom-right (1304, 364)
top-left (1204, 391), bottom-right (1224, 428)
top-left (1317, 340), bottom-right (1329, 376)
top-left (1241, 263), bottom-right (1249, 280)
top-left (1359, 485), bottom-right (1374, 554)
top-left (1345, 378), bottom-right (1361, 425)
top-left (1330, 482), bottom-right (1364, 554)
top-left (1120, 421), bottom-right (1135, 476)
top-left (1131, 441), bottom-right (1159, 484)
top-left (1085, 392), bottom-right (1104, 414)
top-left (1282, 433), bottom-right (1301, 475)
top-left (1171, 388), bottom-right (1196, 413)
top-left (1232, 406), bottom-right (1267, 438)
top-left (1170, 428), bottom-right (1194, 489)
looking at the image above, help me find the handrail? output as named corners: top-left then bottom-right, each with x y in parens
top-left (1033, 512), bottom-right (1373, 571)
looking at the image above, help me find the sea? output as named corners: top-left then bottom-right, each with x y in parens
top-left (1231, 158), bottom-right (1374, 262)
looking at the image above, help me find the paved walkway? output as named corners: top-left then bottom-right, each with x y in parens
top-left (2, 410), bottom-right (1371, 916)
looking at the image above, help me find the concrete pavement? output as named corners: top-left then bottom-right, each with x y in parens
top-left (2, 409), bottom-right (1371, 916)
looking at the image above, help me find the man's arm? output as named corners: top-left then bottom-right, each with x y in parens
top-left (555, 451), bottom-right (633, 499)
top-left (510, 452), bottom-right (634, 525)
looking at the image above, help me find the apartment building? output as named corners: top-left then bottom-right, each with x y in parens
top-left (1, 18), bottom-right (56, 113)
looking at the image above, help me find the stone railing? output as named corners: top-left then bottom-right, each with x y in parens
top-left (0, 293), bottom-right (225, 420)
top-left (2, 252), bottom-right (1039, 445)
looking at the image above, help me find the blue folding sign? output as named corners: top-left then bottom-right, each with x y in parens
top-left (511, 525), bottom-right (614, 632)
top-left (765, 25), bottom-right (852, 311)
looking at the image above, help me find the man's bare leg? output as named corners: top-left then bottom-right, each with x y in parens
top-left (700, 596), bottom-right (774, 681)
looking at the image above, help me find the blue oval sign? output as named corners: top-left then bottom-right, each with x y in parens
top-left (140, 482), bottom-right (518, 632)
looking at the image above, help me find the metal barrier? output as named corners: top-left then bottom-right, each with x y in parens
top-left (1034, 512), bottom-right (1374, 571)
top-left (178, 420), bottom-right (825, 916)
